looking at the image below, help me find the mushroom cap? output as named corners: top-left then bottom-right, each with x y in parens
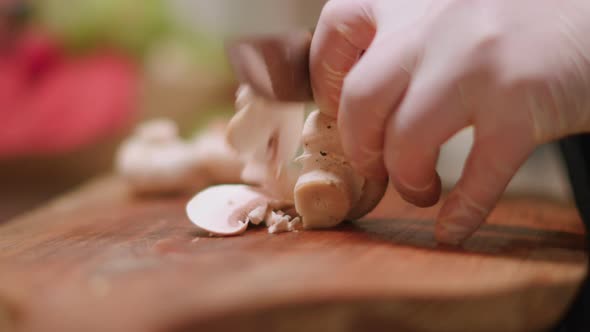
top-left (186, 184), bottom-right (273, 236)
top-left (115, 119), bottom-right (202, 194)
top-left (135, 118), bottom-right (179, 143)
top-left (190, 125), bottom-right (243, 184)
top-left (116, 140), bottom-right (200, 192)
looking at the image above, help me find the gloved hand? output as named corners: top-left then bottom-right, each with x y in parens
top-left (310, 0), bottom-right (590, 244)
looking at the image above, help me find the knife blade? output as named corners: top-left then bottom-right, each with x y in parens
top-left (225, 30), bottom-right (315, 103)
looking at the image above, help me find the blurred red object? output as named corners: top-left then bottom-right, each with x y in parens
top-left (0, 29), bottom-right (139, 157)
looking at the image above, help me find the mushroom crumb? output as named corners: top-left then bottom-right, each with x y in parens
top-left (247, 204), bottom-right (268, 225)
top-left (267, 212), bottom-right (302, 234)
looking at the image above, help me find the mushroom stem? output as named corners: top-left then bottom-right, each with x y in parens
top-left (294, 110), bottom-right (386, 228)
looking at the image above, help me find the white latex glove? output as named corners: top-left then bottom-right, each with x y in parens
top-left (310, 0), bottom-right (590, 244)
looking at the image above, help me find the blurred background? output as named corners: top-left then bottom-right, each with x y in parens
top-left (0, 0), bottom-right (572, 222)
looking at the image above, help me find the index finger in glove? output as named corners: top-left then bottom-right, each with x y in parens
top-left (310, 0), bottom-right (376, 117)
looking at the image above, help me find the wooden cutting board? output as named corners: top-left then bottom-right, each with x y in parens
top-left (0, 176), bottom-right (587, 332)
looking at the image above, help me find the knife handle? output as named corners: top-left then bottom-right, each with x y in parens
top-left (226, 29), bottom-right (315, 103)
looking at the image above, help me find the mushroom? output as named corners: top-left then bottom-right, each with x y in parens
top-left (294, 110), bottom-right (387, 228)
top-left (115, 118), bottom-right (243, 195)
top-left (186, 184), bottom-right (293, 236)
top-left (190, 119), bottom-right (244, 185)
top-left (183, 88), bottom-right (387, 235)
top-left (225, 85), bottom-right (305, 200)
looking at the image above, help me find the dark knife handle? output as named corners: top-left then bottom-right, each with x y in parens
top-left (225, 29), bottom-right (315, 102)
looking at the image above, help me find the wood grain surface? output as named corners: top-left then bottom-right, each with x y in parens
top-left (0, 176), bottom-right (587, 332)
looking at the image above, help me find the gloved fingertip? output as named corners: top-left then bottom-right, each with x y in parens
top-left (347, 151), bottom-right (389, 182)
top-left (391, 172), bottom-right (441, 208)
top-left (353, 160), bottom-right (388, 180)
top-left (435, 222), bottom-right (472, 246)
top-left (434, 191), bottom-right (488, 245)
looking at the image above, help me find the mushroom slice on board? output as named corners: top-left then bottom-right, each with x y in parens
top-left (186, 184), bottom-right (292, 236)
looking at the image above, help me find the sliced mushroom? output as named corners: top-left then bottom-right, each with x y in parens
top-left (247, 204), bottom-right (268, 225)
top-left (266, 211), bottom-right (302, 234)
top-left (186, 184), bottom-right (273, 236)
top-left (226, 85), bottom-right (305, 200)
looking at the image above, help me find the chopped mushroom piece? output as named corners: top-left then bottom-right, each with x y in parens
top-left (247, 204), bottom-right (268, 225)
top-left (268, 220), bottom-right (290, 234)
top-left (289, 217), bottom-right (302, 231)
top-left (267, 212), bottom-right (302, 234)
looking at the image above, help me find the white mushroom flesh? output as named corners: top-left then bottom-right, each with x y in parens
top-left (226, 85), bottom-right (305, 200)
top-left (116, 118), bottom-right (244, 195)
top-left (247, 204), bottom-right (268, 225)
top-left (115, 119), bottom-right (206, 194)
top-left (294, 110), bottom-right (366, 228)
top-left (186, 184), bottom-right (271, 236)
top-left (267, 212), bottom-right (302, 234)
top-left (181, 88), bottom-right (389, 236)
top-left (190, 122), bottom-right (244, 184)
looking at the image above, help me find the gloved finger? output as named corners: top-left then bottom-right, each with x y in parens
top-left (337, 34), bottom-right (417, 180)
top-left (383, 74), bottom-right (471, 207)
top-left (435, 135), bottom-right (533, 245)
top-left (310, 0), bottom-right (376, 117)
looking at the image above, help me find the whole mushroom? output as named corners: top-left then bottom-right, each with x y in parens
top-left (115, 118), bottom-right (243, 195)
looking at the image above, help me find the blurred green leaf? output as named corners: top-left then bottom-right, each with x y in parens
top-left (34, 0), bottom-right (171, 56)
top-left (33, 0), bottom-right (231, 76)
